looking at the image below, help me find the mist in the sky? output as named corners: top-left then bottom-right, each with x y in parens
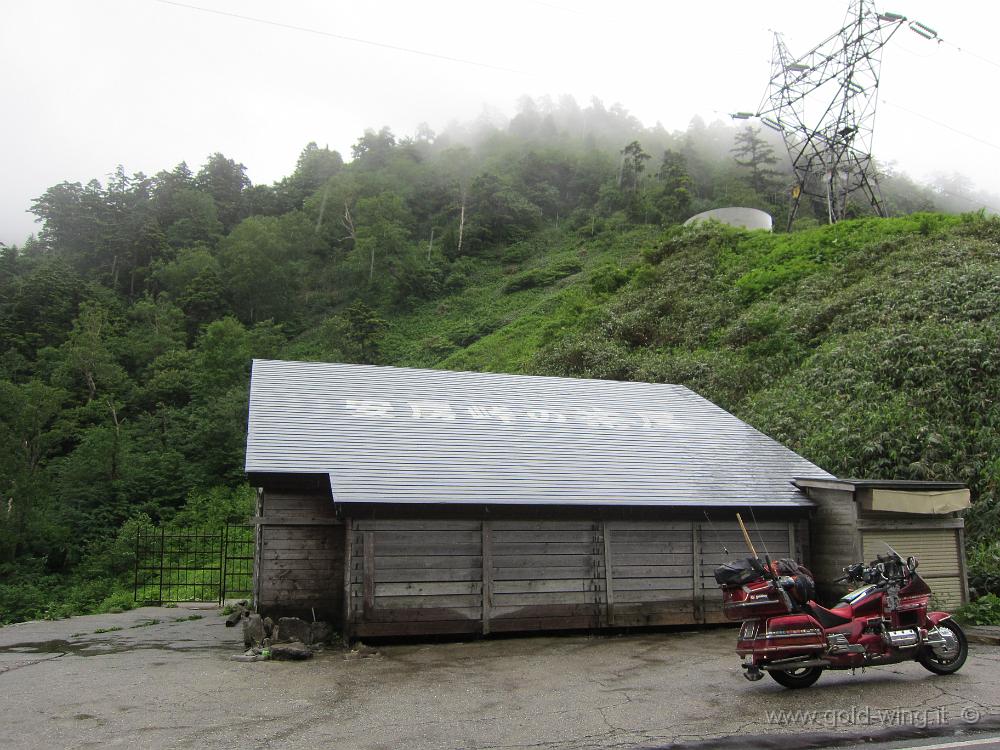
top-left (2, 0), bottom-right (999, 246)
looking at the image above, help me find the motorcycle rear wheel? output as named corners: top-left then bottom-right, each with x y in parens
top-left (768, 666), bottom-right (823, 689)
top-left (918, 620), bottom-right (968, 675)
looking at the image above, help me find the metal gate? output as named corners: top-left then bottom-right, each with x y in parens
top-left (134, 524), bottom-right (254, 605)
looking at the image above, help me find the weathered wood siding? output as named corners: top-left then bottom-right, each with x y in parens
top-left (804, 485), bottom-right (861, 602)
top-left (605, 521), bottom-right (695, 627)
top-left (698, 520), bottom-right (799, 623)
top-left (349, 519), bottom-right (483, 637)
top-left (489, 520), bottom-right (605, 633)
top-left (345, 516), bottom-right (804, 638)
top-left (256, 489), bottom-right (344, 623)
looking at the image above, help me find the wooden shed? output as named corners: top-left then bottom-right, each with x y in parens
top-left (244, 359), bottom-right (838, 638)
top-left (793, 478), bottom-right (971, 608)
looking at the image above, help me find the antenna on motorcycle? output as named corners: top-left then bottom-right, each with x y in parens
top-left (703, 511), bottom-right (729, 556)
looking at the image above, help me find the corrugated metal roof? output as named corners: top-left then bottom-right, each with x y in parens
top-left (245, 359), bottom-right (830, 507)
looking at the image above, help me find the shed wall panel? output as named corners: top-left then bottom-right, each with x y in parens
top-left (256, 490), bottom-right (344, 625)
top-left (343, 515), bottom-right (804, 637)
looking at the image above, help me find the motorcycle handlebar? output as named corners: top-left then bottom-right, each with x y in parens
top-left (839, 557), bottom-right (914, 585)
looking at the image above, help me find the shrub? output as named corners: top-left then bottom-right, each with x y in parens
top-left (966, 541), bottom-right (1000, 599)
top-left (955, 594), bottom-right (1000, 626)
top-left (503, 261), bottom-right (582, 293)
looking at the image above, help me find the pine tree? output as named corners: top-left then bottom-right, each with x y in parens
top-left (731, 126), bottom-right (784, 197)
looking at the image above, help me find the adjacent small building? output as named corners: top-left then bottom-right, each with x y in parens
top-left (244, 358), bottom-right (969, 638)
top-left (793, 478), bottom-right (971, 608)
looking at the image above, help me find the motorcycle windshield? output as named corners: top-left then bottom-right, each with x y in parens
top-left (838, 584), bottom-right (876, 606)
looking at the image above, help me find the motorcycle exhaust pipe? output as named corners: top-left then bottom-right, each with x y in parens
top-left (760, 658), bottom-right (831, 671)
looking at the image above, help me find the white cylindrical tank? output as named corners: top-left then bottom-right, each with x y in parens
top-left (683, 207), bottom-right (773, 231)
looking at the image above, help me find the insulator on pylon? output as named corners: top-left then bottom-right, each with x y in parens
top-left (909, 20), bottom-right (938, 39)
top-left (786, 62), bottom-right (810, 72)
top-left (878, 12), bottom-right (906, 22)
top-left (761, 117), bottom-right (782, 132)
top-left (846, 80), bottom-right (865, 95)
top-left (731, 112), bottom-right (754, 120)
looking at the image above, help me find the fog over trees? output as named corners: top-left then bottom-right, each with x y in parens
top-left (1, 95), bottom-right (997, 622)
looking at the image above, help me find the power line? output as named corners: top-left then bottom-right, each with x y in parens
top-left (881, 98), bottom-right (1000, 154)
top-left (941, 39), bottom-right (1000, 72)
top-left (151, 0), bottom-right (526, 75)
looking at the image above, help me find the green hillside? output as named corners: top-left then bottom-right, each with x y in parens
top-left (2, 99), bottom-right (998, 623)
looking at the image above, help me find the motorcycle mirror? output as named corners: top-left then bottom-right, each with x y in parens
top-left (907, 556), bottom-right (918, 572)
top-left (876, 561), bottom-right (887, 580)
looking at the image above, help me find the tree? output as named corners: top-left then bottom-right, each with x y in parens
top-left (353, 193), bottom-right (411, 286)
top-left (263, 143), bottom-right (346, 215)
top-left (731, 126), bottom-right (784, 197)
top-left (151, 162), bottom-right (194, 227)
top-left (341, 301), bottom-right (388, 363)
top-left (466, 173), bottom-right (542, 250)
top-left (618, 141), bottom-right (650, 194)
top-left (290, 143), bottom-right (343, 196)
top-left (195, 153), bottom-right (251, 231)
top-left (217, 217), bottom-right (300, 323)
top-left (50, 300), bottom-right (128, 404)
top-left (351, 127), bottom-right (397, 168)
top-left (652, 149), bottom-right (693, 224)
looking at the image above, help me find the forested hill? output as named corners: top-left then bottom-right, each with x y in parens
top-left (2, 98), bottom-right (998, 623)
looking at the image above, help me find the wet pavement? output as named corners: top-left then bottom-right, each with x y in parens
top-left (1, 608), bottom-right (999, 749)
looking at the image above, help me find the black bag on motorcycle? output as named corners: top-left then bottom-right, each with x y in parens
top-left (774, 558), bottom-right (816, 603)
top-left (714, 557), bottom-right (764, 586)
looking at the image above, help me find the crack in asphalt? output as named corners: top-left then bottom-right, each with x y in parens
top-left (0, 650), bottom-right (67, 675)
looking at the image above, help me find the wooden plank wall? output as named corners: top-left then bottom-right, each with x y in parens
top-left (349, 519), bottom-right (483, 637)
top-left (346, 516), bottom-right (802, 638)
top-left (489, 520), bottom-right (604, 633)
top-left (605, 522), bottom-right (696, 627)
top-left (257, 490), bottom-right (344, 622)
top-left (698, 521), bottom-right (795, 623)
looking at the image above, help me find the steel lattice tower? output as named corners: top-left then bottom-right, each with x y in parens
top-left (751, 1), bottom-right (909, 229)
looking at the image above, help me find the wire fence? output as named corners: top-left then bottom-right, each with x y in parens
top-left (134, 524), bottom-right (254, 605)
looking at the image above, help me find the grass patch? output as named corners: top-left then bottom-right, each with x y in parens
top-left (93, 626), bottom-right (123, 634)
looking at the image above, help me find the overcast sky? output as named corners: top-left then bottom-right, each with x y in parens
top-left (2, 0), bottom-right (999, 246)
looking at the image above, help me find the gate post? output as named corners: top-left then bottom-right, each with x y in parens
top-left (133, 528), bottom-right (141, 604)
top-left (158, 527), bottom-right (165, 605)
top-left (220, 525), bottom-right (229, 605)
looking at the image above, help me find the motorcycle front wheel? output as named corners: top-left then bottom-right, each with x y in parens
top-left (919, 619), bottom-right (968, 675)
top-left (768, 666), bottom-right (823, 689)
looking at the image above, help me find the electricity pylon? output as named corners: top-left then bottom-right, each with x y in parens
top-left (735, 2), bottom-right (935, 230)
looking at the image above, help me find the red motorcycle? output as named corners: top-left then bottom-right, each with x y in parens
top-left (716, 544), bottom-right (968, 689)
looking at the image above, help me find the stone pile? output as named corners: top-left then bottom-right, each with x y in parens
top-left (227, 606), bottom-right (335, 663)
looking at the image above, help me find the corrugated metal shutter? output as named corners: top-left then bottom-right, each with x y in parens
top-left (861, 529), bottom-right (964, 609)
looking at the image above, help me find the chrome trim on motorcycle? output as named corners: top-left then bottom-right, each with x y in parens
top-left (883, 628), bottom-right (920, 649)
top-left (925, 625), bottom-right (959, 659)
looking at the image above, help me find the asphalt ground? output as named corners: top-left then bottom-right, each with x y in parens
top-left (0, 606), bottom-right (998, 749)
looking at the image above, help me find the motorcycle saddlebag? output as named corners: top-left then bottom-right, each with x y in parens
top-left (714, 557), bottom-right (765, 587)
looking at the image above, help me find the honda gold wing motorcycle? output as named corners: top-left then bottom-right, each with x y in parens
top-left (715, 542), bottom-right (968, 689)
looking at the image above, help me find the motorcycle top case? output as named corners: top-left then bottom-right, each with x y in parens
top-left (721, 577), bottom-right (793, 620)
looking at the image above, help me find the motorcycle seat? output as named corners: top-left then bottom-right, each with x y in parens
top-left (803, 601), bottom-right (853, 629)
